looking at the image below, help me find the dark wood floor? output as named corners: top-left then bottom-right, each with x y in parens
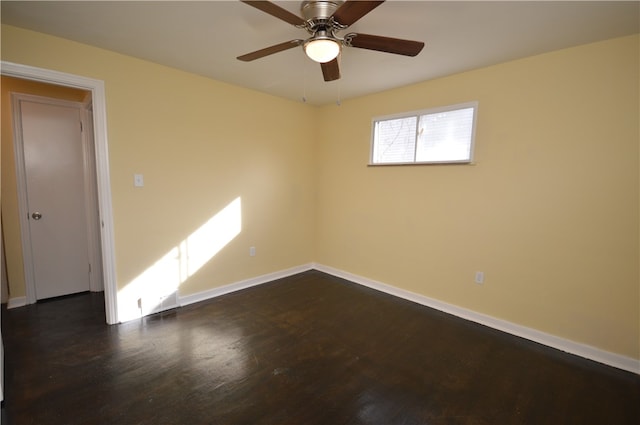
top-left (2, 270), bottom-right (639, 424)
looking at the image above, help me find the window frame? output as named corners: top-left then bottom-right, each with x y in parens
top-left (369, 101), bottom-right (479, 166)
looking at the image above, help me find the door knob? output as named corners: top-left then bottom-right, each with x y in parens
top-left (32, 212), bottom-right (42, 220)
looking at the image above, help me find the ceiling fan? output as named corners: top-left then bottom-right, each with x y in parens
top-left (237, 0), bottom-right (425, 82)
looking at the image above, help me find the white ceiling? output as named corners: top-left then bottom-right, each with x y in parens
top-left (2, 1), bottom-right (638, 105)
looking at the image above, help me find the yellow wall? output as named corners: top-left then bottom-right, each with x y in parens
top-left (2, 24), bottom-right (638, 360)
top-left (1, 25), bottom-right (317, 306)
top-left (1, 76), bottom-right (88, 298)
top-left (316, 34), bottom-right (639, 359)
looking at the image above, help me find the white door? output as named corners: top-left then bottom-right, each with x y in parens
top-left (18, 98), bottom-right (91, 300)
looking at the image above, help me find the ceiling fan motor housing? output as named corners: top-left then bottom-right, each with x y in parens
top-left (301, 1), bottom-right (343, 21)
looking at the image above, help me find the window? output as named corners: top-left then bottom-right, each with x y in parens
top-left (370, 102), bottom-right (478, 165)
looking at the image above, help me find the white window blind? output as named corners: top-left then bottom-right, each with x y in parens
top-left (371, 102), bottom-right (478, 165)
top-left (372, 116), bottom-right (417, 163)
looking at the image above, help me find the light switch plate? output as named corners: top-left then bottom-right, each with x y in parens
top-left (134, 174), bottom-right (144, 187)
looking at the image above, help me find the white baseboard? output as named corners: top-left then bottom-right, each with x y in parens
top-left (7, 296), bottom-right (27, 309)
top-left (313, 263), bottom-right (640, 375)
top-left (179, 263), bottom-right (314, 307)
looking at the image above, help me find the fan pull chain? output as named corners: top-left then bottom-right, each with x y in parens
top-left (336, 56), bottom-right (343, 106)
top-left (302, 56), bottom-right (308, 103)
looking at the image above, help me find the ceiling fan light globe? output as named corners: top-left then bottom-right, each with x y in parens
top-left (304, 39), bottom-right (340, 63)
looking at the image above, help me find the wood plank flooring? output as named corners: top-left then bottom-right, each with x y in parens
top-left (2, 270), bottom-right (639, 424)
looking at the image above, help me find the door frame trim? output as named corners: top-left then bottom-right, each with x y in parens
top-left (81, 99), bottom-right (104, 293)
top-left (2, 61), bottom-right (118, 324)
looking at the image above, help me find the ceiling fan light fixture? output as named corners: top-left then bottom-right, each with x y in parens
top-left (304, 35), bottom-right (340, 63)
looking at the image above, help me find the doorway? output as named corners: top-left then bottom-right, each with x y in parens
top-left (12, 93), bottom-right (100, 300)
top-left (1, 61), bottom-right (118, 324)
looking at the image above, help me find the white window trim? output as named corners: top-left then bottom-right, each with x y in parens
top-left (369, 101), bottom-right (479, 166)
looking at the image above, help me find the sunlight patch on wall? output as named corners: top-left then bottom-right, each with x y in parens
top-left (118, 197), bottom-right (242, 322)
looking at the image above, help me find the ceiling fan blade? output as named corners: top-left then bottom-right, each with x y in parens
top-left (237, 40), bottom-right (303, 61)
top-left (321, 58), bottom-right (341, 82)
top-left (241, 1), bottom-right (305, 26)
top-left (346, 33), bottom-right (425, 57)
top-left (332, 0), bottom-right (385, 27)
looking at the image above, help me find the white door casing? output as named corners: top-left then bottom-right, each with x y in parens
top-left (82, 102), bottom-right (104, 293)
top-left (14, 95), bottom-right (92, 300)
top-left (1, 61), bottom-right (118, 324)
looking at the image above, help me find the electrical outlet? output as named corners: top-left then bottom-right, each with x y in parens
top-left (249, 246), bottom-right (256, 257)
top-left (475, 271), bottom-right (484, 284)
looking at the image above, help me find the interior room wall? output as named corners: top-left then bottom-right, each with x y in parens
top-left (1, 25), bottom-right (317, 310)
top-left (315, 34), bottom-right (639, 360)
